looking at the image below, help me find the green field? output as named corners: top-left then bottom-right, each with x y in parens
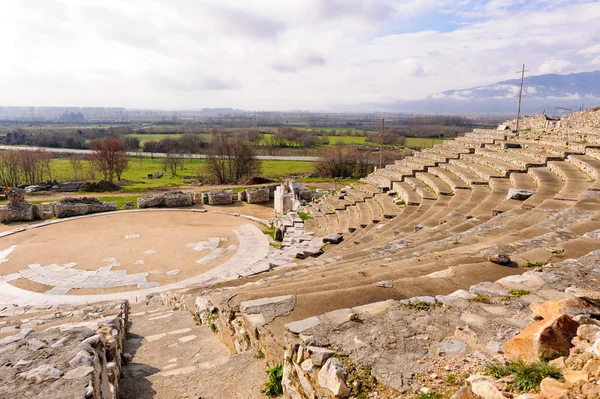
top-left (48, 157), bottom-right (315, 192)
top-left (405, 137), bottom-right (445, 148)
top-left (125, 133), bottom-right (183, 144)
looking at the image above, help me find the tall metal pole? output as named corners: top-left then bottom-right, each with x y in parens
top-left (379, 118), bottom-right (384, 169)
top-left (515, 64), bottom-right (529, 132)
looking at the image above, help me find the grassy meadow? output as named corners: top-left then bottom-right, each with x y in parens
top-left (48, 157), bottom-right (316, 192)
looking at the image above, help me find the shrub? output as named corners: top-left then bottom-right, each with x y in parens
top-left (485, 361), bottom-right (562, 392)
top-left (262, 364), bottom-right (283, 397)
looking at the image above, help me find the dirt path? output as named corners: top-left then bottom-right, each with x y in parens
top-left (121, 301), bottom-right (267, 399)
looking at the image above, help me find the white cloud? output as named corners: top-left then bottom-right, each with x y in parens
top-left (0, 0), bottom-right (599, 109)
top-left (538, 59), bottom-right (571, 74)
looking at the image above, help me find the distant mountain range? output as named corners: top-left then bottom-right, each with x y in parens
top-left (371, 70), bottom-right (600, 115)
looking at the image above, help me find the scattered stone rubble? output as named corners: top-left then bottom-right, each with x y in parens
top-left (137, 191), bottom-right (194, 208)
top-left (0, 300), bottom-right (128, 399)
top-left (0, 188), bottom-right (35, 222)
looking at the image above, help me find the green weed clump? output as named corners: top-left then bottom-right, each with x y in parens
top-left (523, 261), bottom-right (547, 268)
top-left (297, 211), bottom-right (314, 221)
top-left (468, 293), bottom-right (492, 304)
top-left (404, 301), bottom-right (439, 311)
top-left (261, 364), bottom-right (283, 397)
top-left (485, 361), bottom-right (562, 392)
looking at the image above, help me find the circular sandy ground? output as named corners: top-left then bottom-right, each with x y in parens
top-left (0, 210), bottom-right (268, 298)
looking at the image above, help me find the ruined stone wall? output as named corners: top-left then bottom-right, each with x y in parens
top-left (208, 190), bottom-right (233, 205)
top-left (54, 197), bottom-right (117, 218)
top-left (246, 187), bottom-right (270, 204)
top-left (0, 300), bottom-right (129, 399)
top-left (0, 188), bottom-right (34, 223)
top-left (137, 192), bottom-right (193, 208)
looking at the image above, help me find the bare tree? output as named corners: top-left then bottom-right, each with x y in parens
top-left (69, 155), bottom-right (83, 180)
top-left (0, 151), bottom-right (22, 187)
top-left (205, 133), bottom-right (261, 184)
top-left (89, 137), bottom-right (129, 182)
top-left (162, 152), bottom-right (184, 177)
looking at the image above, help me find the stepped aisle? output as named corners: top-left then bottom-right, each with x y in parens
top-left (121, 301), bottom-right (265, 399)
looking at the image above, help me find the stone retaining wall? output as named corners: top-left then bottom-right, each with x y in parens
top-left (0, 300), bottom-right (129, 399)
top-left (0, 188), bottom-right (35, 223)
top-left (208, 190), bottom-right (233, 205)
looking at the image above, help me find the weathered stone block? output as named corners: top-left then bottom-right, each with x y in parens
top-left (208, 190), bottom-right (233, 205)
top-left (503, 314), bottom-right (579, 362)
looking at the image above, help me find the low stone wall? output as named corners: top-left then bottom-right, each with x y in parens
top-left (208, 190), bottom-right (233, 205)
top-left (54, 197), bottom-right (117, 218)
top-left (0, 300), bottom-right (129, 399)
top-left (137, 192), bottom-right (194, 208)
top-left (246, 187), bottom-right (270, 204)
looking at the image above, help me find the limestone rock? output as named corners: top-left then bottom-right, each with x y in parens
top-left (577, 324), bottom-right (600, 342)
top-left (307, 346), bottom-right (335, 367)
top-left (503, 315), bottom-right (579, 362)
top-left (563, 370), bottom-right (588, 385)
top-left (436, 338), bottom-right (467, 355)
top-left (374, 280), bottom-right (393, 288)
top-left (27, 338), bottom-right (47, 351)
top-left (19, 365), bottom-right (62, 383)
top-left (539, 378), bottom-right (569, 399)
top-left (285, 316), bottom-right (321, 334)
top-left (530, 297), bottom-right (600, 320)
top-left (506, 188), bottom-right (535, 201)
top-left (450, 386), bottom-right (478, 399)
top-left (489, 253), bottom-right (511, 264)
top-left (317, 358), bottom-right (350, 397)
top-left (470, 377), bottom-right (506, 399)
top-left (239, 295), bottom-right (296, 323)
top-left (63, 366), bottom-right (94, 380)
top-left (323, 234), bottom-right (343, 245)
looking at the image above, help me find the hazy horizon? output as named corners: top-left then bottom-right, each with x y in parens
top-left (2, 1), bottom-right (600, 111)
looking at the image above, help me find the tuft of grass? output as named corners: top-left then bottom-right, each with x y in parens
top-left (485, 361), bottom-right (562, 392)
top-left (297, 211), bottom-right (314, 221)
top-left (404, 301), bottom-right (439, 311)
top-left (509, 289), bottom-right (530, 297)
top-left (524, 261), bottom-right (548, 268)
top-left (261, 364), bottom-right (283, 397)
top-left (468, 293), bottom-right (492, 304)
top-left (358, 271), bottom-right (369, 277)
top-left (412, 392), bottom-right (444, 399)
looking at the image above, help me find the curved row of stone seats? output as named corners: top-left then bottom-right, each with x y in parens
top-left (373, 192), bottom-right (400, 218)
top-left (325, 212), bottom-right (339, 235)
top-left (547, 160), bottom-right (594, 201)
top-left (449, 158), bottom-right (504, 181)
top-left (403, 176), bottom-right (436, 200)
top-left (414, 171), bottom-right (454, 196)
top-left (364, 197), bottom-right (383, 223)
top-left (218, 200), bottom-right (598, 335)
top-left (567, 154), bottom-right (600, 191)
top-left (414, 148), bottom-right (462, 164)
top-left (392, 181), bottom-right (423, 205)
top-left (336, 209), bottom-right (350, 234)
top-left (439, 161), bottom-right (488, 185)
top-left (427, 166), bottom-right (471, 190)
top-left (461, 152), bottom-right (524, 177)
top-left (475, 147), bottom-right (548, 168)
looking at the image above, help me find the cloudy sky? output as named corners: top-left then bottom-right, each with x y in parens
top-left (1, 0), bottom-right (599, 110)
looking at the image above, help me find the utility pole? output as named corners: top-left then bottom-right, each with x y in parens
top-left (379, 118), bottom-right (385, 169)
top-left (515, 64), bottom-right (529, 132)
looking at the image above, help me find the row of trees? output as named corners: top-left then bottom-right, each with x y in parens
top-left (0, 150), bottom-right (53, 187)
top-left (315, 146), bottom-right (402, 178)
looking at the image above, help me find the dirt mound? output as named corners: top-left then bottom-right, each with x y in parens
top-left (79, 180), bottom-right (120, 192)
